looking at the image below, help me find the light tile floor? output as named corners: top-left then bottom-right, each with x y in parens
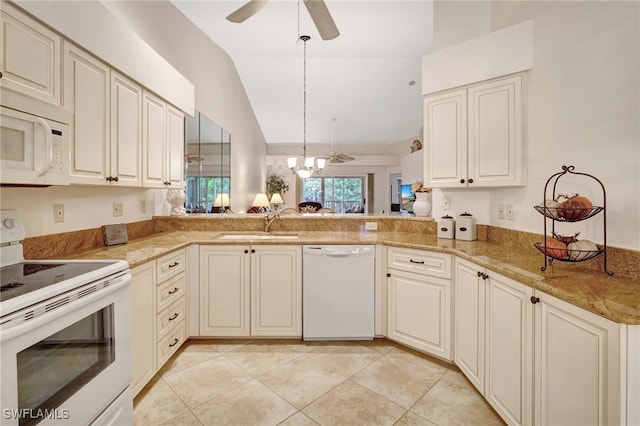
top-left (133, 339), bottom-right (505, 426)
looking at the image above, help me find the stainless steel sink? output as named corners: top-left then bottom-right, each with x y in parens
top-left (214, 233), bottom-right (299, 240)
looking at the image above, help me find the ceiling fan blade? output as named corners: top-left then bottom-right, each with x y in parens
top-left (330, 157), bottom-right (345, 164)
top-left (226, 0), bottom-right (272, 23)
top-left (303, 0), bottom-right (340, 40)
top-left (336, 154), bottom-right (354, 162)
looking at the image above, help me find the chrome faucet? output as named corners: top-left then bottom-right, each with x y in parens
top-left (264, 212), bottom-right (279, 233)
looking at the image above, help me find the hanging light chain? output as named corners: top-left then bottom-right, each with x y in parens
top-left (301, 35), bottom-right (310, 160)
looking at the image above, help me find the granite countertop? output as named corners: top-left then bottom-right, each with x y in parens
top-left (63, 230), bottom-right (640, 325)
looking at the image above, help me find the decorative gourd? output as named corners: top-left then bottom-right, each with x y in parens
top-left (544, 237), bottom-right (568, 259)
top-left (567, 240), bottom-right (599, 261)
top-left (553, 231), bottom-right (580, 245)
top-left (539, 199), bottom-right (561, 218)
top-left (557, 194), bottom-right (589, 220)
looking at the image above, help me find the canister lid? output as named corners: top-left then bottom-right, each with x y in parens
top-left (459, 211), bottom-right (473, 217)
top-left (441, 215), bottom-right (453, 219)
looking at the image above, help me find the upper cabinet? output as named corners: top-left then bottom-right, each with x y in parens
top-left (425, 74), bottom-right (525, 188)
top-left (110, 70), bottom-right (142, 186)
top-left (142, 92), bottom-right (185, 188)
top-left (0, 3), bottom-right (61, 105)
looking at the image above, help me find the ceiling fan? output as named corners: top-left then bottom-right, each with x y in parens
top-left (226, 0), bottom-right (340, 41)
top-left (318, 118), bottom-right (354, 164)
top-left (185, 154), bottom-right (204, 163)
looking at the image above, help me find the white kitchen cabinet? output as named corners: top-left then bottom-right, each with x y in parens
top-left (387, 247), bottom-right (452, 360)
top-left (142, 92), bottom-right (185, 188)
top-left (64, 42), bottom-right (110, 184)
top-left (0, 2), bottom-right (61, 105)
top-left (454, 257), bottom-right (485, 392)
top-left (425, 74), bottom-right (524, 188)
top-left (485, 268), bottom-right (533, 426)
top-left (534, 290), bottom-right (621, 426)
top-left (251, 246), bottom-right (302, 336)
top-left (110, 70), bottom-right (142, 186)
top-left (130, 262), bottom-right (156, 397)
top-left (199, 245), bottom-right (302, 337)
top-left (455, 257), bottom-right (622, 426)
top-left (131, 249), bottom-right (187, 397)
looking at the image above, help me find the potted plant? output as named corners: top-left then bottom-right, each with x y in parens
top-left (266, 174), bottom-right (290, 198)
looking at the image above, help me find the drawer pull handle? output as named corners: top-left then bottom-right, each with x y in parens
top-left (409, 259), bottom-right (425, 264)
top-left (169, 313), bottom-right (179, 321)
top-left (168, 262), bottom-right (179, 268)
top-left (168, 287), bottom-right (179, 295)
top-left (169, 338), bottom-right (179, 347)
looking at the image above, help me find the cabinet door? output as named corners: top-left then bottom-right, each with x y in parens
top-left (468, 75), bottom-right (524, 187)
top-left (454, 258), bottom-right (485, 392)
top-left (142, 91), bottom-right (166, 188)
top-left (251, 246), bottom-right (302, 337)
top-left (166, 105), bottom-right (185, 187)
top-left (110, 70), bottom-right (142, 186)
top-left (131, 262), bottom-right (156, 397)
top-left (199, 246), bottom-right (250, 336)
top-left (534, 291), bottom-right (621, 426)
top-left (425, 88), bottom-right (467, 188)
top-left (0, 3), bottom-right (61, 105)
top-left (64, 42), bottom-right (110, 185)
top-left (388, 269), bottom-right (452, 360)
top-left (485, 271), bottom-right (533, 426)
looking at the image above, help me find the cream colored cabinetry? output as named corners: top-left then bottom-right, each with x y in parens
top-left (0, 2), bottom-right (61, 105)
top-left (199, 245), bottom-right (302, 337)
top-left (425, 74), bottom-right (524, 188)
top-left (131, 248), bottom-right (187, 397)
top-left (387, 247), bottom-right (452, 360)
top-left (109, 70), bottom-right (142, 186)
top-left (142, 92), bottom-right (184, 188)
top-left (131, 262), bottom-right (156, 397)
top-left (534, 291), bottom-right (621, 426)
top-left (455, 257), bottom-right (621, 426)
top-left (64, 43), bottom-right (110, 184)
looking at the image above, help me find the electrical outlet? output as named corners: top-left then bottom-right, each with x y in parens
top-left (506, 203), bottom-right (514, 220)
top-left (365, 222), bottom-right (378, 231)
top-left (498, 203), bottom-right (505, 220)
top-left (113, 202), bottom-right (123, 217)
top-left (53, 204), bottom-right (64, 223)
top-left (140, 200), bottom-right (146, 214)
top-left (442, 196), bottom-right (451, 210)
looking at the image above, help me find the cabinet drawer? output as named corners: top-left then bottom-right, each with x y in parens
top-left (156, 271), bottom-right (185, 312)
top-left (388, 247), bottom-right (451, 279)
top-left (157, 297), bottom-right (185, 341)
top-left (157, 320), bottom-right (186, 367)
top-left (157, 248), bottom-right (186, 282)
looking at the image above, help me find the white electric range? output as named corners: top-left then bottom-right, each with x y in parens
top-left (0, 210), bottom-right (132, 426)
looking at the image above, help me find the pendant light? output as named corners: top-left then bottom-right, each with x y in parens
top-left (288, 35), bottom-right (324, 178)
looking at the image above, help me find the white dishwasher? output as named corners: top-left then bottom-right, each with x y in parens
top-left (303, 245), bottom-right (375, 340)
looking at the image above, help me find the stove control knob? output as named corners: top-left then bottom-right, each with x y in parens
top-left (3, 218), bottom-right (16, 229)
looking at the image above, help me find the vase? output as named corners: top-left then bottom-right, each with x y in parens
top-left (413, 192), bottom-right (432, 217)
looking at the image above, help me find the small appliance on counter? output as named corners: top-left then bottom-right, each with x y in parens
top-left (455, 212), bottom-right (477, 241)
top-left (437, 215), bottom-right (455, 239)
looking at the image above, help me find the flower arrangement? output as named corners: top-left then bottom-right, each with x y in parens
top-left (266, 174), bottom-right (290, 198)
top-left (411, 181), bottom-right (432, 193)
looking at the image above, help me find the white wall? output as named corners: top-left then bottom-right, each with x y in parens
top-left (432, 1), bottom-right (640, 250)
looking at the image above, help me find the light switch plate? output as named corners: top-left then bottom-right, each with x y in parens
top-left (53, 204), bottom-right (64, 223)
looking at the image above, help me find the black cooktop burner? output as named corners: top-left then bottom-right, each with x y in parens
top-left (0, 261), bottom-right (117, 302)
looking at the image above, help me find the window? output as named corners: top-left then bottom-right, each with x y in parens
top-left (185, 176), bottom-right (230, 213)
top-left (302, 176), bottom-right (365, 213)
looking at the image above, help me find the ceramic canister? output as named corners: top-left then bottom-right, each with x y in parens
top-left (455, 212), bottom-right (477, 241)
top-left (437, 215), bottom-right (455, 239)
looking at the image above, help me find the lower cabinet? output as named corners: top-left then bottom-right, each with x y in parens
top-left (131, 248), bottom-right (187, 397)
top-left (387, 247), bottom-right (452, 360)
top-left (199, 245), bottom-right (302, 337)
top-left (455, 257), bottom-right (622, 426)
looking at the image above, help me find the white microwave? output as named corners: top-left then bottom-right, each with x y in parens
top-left (0, 104), bottom-right (70, 186)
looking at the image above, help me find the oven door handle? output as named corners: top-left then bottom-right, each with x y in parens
top-left (35, 117), bottom-right (53, 177)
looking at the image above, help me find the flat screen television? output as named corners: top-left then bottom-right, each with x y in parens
top-left (401, 184), bottom-right (416, 213)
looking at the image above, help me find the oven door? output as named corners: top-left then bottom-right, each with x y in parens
top-left (0, 274), bottom-right (131, 426)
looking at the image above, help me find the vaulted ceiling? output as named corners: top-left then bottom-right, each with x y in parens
top-left (171, 1), bottom-right (433, 149)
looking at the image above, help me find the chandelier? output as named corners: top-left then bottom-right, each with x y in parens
top-left (288, 35), bottom-right (325, 179)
